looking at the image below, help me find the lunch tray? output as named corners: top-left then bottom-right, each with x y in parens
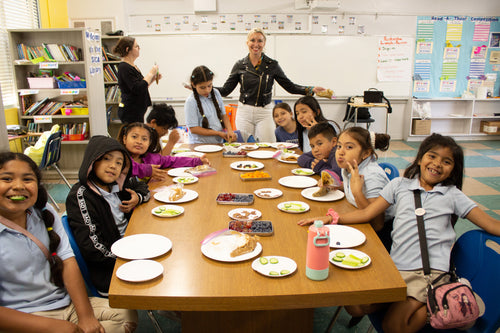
top-left (216, 193), bottom-right (254, 205)
top-left (228, 220), bottom-right (274, 236)
top-left (222, 151), bottom-right (247, 158)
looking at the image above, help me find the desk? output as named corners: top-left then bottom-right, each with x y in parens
top-left (8, 132), bottom-right (41, 152)
top-left (348, 103), bottom-right (389, 133)
top-left (109, 145), bottom-right (406, 332)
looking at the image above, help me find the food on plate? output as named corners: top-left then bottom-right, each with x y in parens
top-left (186, 164), bottom-right (216, 177)
top-left (316, 88), bottom-right (334, 99)
top-left (169, 187), bottom-right (185, 201)
top-left (280, 154), bottom-right (298, 162)
top-left (269, 257), bottom-right (279, 264)
top-left (229, 232), bottom-right (259, 257)
top-left (331, 252), bottom-right (369, 267)
top-left (269, 271), bottom-right (279, 276)
top-left (236, 163), bottom-right (259, 169)
top-left (259, 257), bottom-right (269, 265)
top-left (282, 202), bottom-right (306, 212)
top-left (153, 207), bottom-right (182, 216)
top-left (229, 220), bottom-right (273, 234)
top-left (313, 171), bottom-right (337, 197)
top-left (231, 209), bottom-right (258, 219)
top-left (240, 170), bottom-right (271, 179)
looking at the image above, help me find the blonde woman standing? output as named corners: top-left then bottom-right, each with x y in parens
top-left (217, 28), bottom-right (325, 142)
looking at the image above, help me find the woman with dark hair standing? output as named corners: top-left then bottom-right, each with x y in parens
top-left (217, 28), bottom-right (325, 143)
top-left (113, 36), bottom-right (162, 124)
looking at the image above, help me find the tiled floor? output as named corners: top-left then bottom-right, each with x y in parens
top-left (43, 139), bottom-right (500, 333)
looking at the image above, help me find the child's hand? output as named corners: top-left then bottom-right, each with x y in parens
top-left (78, 316), bottom-right (105, 333)
top-left (218, 131), bottom-right (229, 140)
top-left (150, 164), bottom-right (168, 181)
top-left (297, 216), bottom-right (330, 226)
top-left (120, 188), bottom-right (140, 213)
top-left (200, 154), bottom-right (211, 166)
top-left (347, 160), bottom-right (364, 194)
top-left (311, 158), bottom-right (320, 170)
top-left (168, 129), bottom-right (180, 145)
top-left (52, 319), bottom-right (84, 333)
top-left (304, 116), bottom-right (318, 129)
top-left (227, 131), bottom-right (238, 142)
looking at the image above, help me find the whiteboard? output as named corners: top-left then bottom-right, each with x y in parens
top-left (133, 34), bottom-right (275, 100)
top-left (133, 33), bottom-right (413, 100)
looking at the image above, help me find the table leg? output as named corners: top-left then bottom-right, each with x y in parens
top-left (182, 308), bottom-right (314, 333)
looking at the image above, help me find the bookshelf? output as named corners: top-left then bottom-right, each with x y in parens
top-left (101, 35), bottom-right (122, 139)
top-left (8, 28), bottom-right (107, 173)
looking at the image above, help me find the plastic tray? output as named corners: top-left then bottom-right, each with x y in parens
top-left (216, 193), bottom-right (254, 205)
top-left (228, 220), bottom-right (274, 236)
top-left (240, 172), bottom-right (272, 181)
top-left (222, 151), bottom-right (247, 158)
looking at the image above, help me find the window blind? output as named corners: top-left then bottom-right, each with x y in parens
top-left (0, 0), bottom-right (39, 108)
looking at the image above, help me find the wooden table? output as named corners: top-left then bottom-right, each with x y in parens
top-left (109, 145), bottom-right (406, 332)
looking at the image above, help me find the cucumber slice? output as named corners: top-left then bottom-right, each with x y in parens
top-left (335, 252), bottom-right (345, 258)
top-left (280, 269), bottom-right (290, 275)
top-left (270, 258), bottom-right (279, 264)
top-left (269, 271), bottom-right (279, 276)
top-left (10, 195), bottom-right (26, 201)
top-left (259, 257), bottom-right (269, 265)
top-left (331, 256), bottom-right (343, 262)
top-left (360, 257), bottom-right (369, 264)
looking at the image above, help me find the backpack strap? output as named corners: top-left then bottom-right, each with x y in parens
top-left (413, 189), bottom-right (431, 276)
top-left (0, 214), bottom-right (50, 259)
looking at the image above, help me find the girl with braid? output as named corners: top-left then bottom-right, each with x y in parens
top-left (0, 152), bottom-right (137, 333)
top-left (184, 65), bottom-right (237, 144)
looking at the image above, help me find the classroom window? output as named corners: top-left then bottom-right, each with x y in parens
top-left (0, 0), bottom-right (39, 108)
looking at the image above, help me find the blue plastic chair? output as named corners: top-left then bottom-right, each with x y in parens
top-left (451, 230), bottom-right (500, 333)
top-left (378, 162), bottom-right (399, 180)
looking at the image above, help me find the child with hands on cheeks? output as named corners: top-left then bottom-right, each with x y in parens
top-left (294, 96), bottom-right (340, 153)
top-left (297, 122), bottom-right (341, 182)
top-left (0, 152), bottom-right (137, 333)
top-left (273, 102), bottom-right (298, 144)
top-left (146, 103), bottom-right (180, 156)
top-left (184, 66), bottom-right (237, 144)
top-left (118, 122), bottom-right (210, 182)
top-left (299, 133), bottom-right (500, 333)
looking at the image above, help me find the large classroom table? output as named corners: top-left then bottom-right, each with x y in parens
top-left (109, 144), bottom-right (406, 333)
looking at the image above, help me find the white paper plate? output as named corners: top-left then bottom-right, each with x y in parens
top-left (154, 189), bottom-right (198, 203)
top-left (301, 187), bottom-right (345, 202)
top-left (167, 167), bottom-right (191, 177)
top-left (278, 154), bottom-right (300, 164)
top-left (172, 176), bottom-right (198, 184)
top-left (240, 144), bottom-right (259, 150)
top-left (230, 161), bottom-right (265, 171)
top-left (111, 234), bottom-right (172, 260)
top-left (228, 208), bottom-right (262, 221)
top-left (292, 168), bottom-right (314, 176)
top-left (278, 176), bottom-right (317, 189)
top-left (254, 188), bottom-right (283, 199)
top-left (252, 256), bottom-right (297, 277)
top-left (201, 233), bottom-right (262, 262)
top-left (151, 204), bottom-right (185, 218)
top-left (247, 150), bottom-right (276, 159)
top-left (325, 225), bottom-right (366, 248)
top-left (194, 145), bottom-right (223, 153)
top-left (329, 249), bottom-right (371, 269)
top-left (270, 142), bottom-right (299, 149)
top-left (171, 148), bottom-right (191, 154)
top-left (116, 260), bottom-right (164, 282)
top-left (174, 151), bottom-right (205, 158)
top-left (277, 201), bottom-right (310, 213)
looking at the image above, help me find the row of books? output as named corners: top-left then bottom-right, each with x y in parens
top-left (103, 64), bottom-right (118, 82)
top-left (62, 122), bottom-right (88, 136)
top-left (17, 43), bottom-right (81, 62)
top-left (101, 47), bottom-right (120, 61)
top-left (105, 85), bottom-right (122, 103)
top-left (22, 97), bottom-right (67, 116)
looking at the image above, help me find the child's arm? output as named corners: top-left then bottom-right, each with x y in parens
top-left (161, 130), bottom-right (180, 155)
top-left (297, 151), bottom-right (314, 168)
top-left (0, 306), bottom-right (81, 333)
top-left (222, 114), bottom-right (237, 142)
top-left (465, 207), bottom-right (500, 236)
top-left (119, 188), bottom-right (140, 213)
top-left (189, 126), bottom-right (228, 140)
top-left (297, 196), bottom-right (390, 226)
top-left (62, 257), bottom-right (104, 333)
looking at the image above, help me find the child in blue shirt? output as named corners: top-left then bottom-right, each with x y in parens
top-left (0, 152), bottom-right (136, 332)
top-left (273, 102), bottom-right (298, 144)
top-left (299, 133), bottom-right (500, 333)
top-left (297, 122), bottom-right (341, 181)
top-left (184, 65), bottom-right (237, 144)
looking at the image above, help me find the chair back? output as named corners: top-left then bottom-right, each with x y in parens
top-left (61, 215), bottom-right (101, 297)
top-left (378, 162), bottom-right (399, 180)
top-left (39, 131), bottom-right (63, 169)
top-left (452, 230), bottom-right (500, 333)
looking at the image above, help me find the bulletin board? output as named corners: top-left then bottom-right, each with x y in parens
top-left (413, 16), bottom-right (500, 98)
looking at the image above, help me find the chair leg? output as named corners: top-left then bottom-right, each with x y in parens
top-left (146, 310), bottom-right (164, 333)
top-left (47, 192), bottom-right (61, 211)
top-left (324, 306), bottom-right (343, 333)
top-left (52, 164), bottom-right (72, 189)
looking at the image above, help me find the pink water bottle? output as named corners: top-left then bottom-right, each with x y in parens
top-left (306, 220), bottom-right (330, 280)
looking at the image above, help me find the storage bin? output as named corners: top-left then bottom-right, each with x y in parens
top-left (411, 119), bottom-right (431, 135)
top-left (61, 107), bottom-right (89, 116)
top-left (57, 80), bottom-right (86, 89)
top-left (62, 133), bottom-right (88, 141)
top-left (480, 121), bottom-right (500, 135)
top-left (27, 77), bottom-right (56, 89)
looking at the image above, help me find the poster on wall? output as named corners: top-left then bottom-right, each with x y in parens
top-left (376, 36), bottom-right (411, 82)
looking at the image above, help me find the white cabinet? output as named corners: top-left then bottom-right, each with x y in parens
top-left (405, 98), bottom-right (500, 140)
top-left (8, 28), bottom-right (106, 172)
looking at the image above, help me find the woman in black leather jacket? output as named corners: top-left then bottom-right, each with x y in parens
top-left (218, 28), bottom-right (325, 143)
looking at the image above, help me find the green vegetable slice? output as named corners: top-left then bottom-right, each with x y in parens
top-left (335, 252), bottom-right (345, 258)
top-left (10, 195), bottom-right (26, 201)
top-left (259, 257), bottom-right (268, 265)
top-left (280, 270), bottom-right (290, 275)
top-left (270, 258), bottom-right (279, 264)
top-left (360, 257), bottom-right (369, 264)
top-left (269, 271), bottom-right (279, 276)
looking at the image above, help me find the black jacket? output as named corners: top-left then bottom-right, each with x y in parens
top-left (65, 135), bottom-right (150, 293)
top-left (218, 54), bottom-right (309, 107)
top-left (117, 61), bottom-right (151, 123)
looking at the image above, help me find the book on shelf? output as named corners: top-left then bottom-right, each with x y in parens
top-left (17, 43), bottom-right (81, 62)
top-left (103, 64), bottom-right (118, 82)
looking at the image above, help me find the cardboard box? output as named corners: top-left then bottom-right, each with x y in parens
top-left (412, 119), bottom-right (431, 135)
top-left (480, 121), bottom-right (500, 135)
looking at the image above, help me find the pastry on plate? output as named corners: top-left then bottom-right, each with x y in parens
top-left (229, 232), bottom-right (259, 257)
top-left (313, 170), bottom-right (340, 197)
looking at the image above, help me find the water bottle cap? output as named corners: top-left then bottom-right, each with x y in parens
top-left (314, 220), bottom-right (323, 228)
